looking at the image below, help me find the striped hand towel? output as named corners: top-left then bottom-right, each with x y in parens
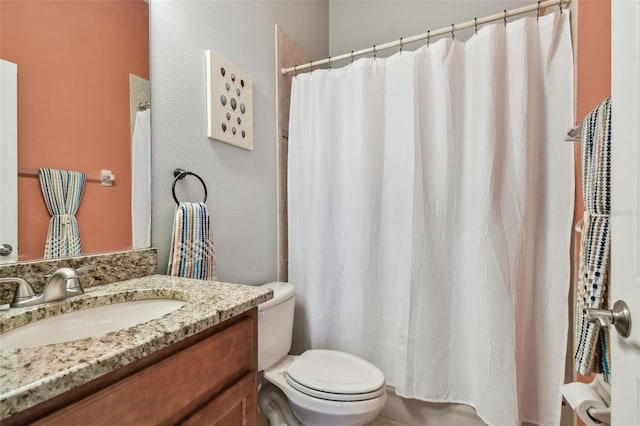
top-left (167, 202), bottom-right (216, 281)
top-left (574, 97), bottom-right (611, 381)
top-left (38, 168), bottom-right (86, 259)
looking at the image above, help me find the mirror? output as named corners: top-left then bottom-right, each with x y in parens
top-left (0, 0), bottom-right (150, 261)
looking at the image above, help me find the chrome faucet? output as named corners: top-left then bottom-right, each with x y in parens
top-left (42, 267), bottom-right (81, 302)
top-left (1, 265), bottom-right (94, 308)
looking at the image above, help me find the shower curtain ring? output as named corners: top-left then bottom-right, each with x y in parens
top-left (474, 17), bottom-right (478, 35)
top-left (427, 30), bottom-right (431, 46)
top-left (537, 1), bottom-right (541, 20)
top-left (373, 45), bottom-right (377, 59)
top-left (328, 56), bottom-right (332, 69)
top-left (293, 65), bottom-right (298, 75)
top-left (451, 24), bottom-right (455, 39)
top-left (504, 10), bottom-right (507, 26)
top-left (399, 37), bottom-right (403, 53)
top-left (559, 0), bottom-right (564, 11)
top-left (310, 61), bottom-right (313, 72)
top-left (351, 50), bottom-right (354, 64)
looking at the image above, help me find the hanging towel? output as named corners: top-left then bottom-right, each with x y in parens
top-left (574, 97), bottom-right (612, 381)
top-left (38, 168), bottom-right (86, 259)
top-left (132, 108), bottom-right (151, 249)
top-left (167, 202), bottom-right (216, 280)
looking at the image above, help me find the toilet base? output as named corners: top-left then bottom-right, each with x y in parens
top-left (259, 381), bottom-right (302, 426)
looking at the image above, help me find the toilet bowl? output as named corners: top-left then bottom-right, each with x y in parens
top-left (257, 282), bottom-right (387, 426)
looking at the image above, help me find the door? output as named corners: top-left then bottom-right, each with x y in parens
top-left (0, 59), bottom-right (18, 263)
top-left (611, 0), bottom-right (640, 424)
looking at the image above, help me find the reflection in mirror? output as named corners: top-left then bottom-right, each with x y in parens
top-left (0, 0), bottom-right (150, 261)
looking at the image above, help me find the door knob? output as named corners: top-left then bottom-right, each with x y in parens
top-left (585, 300), bottom-right (632, 338)
top-left (0, 243), bottom-right (12, 256)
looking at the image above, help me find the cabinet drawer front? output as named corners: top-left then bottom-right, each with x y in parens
top-left (179, 373), bottom-right (257, 426)
top-left (36, 314), bottom-right (256, 425)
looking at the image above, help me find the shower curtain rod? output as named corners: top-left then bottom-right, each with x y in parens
top-left (281, 0), bottom-right (569, 75)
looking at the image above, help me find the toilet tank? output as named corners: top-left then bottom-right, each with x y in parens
top-left (258, 282), bottom-right (296, 371)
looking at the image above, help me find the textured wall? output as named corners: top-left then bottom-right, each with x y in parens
top-left (150, 1), bottom-right (329, 284)
top-left (329, 0), bottom-right (534, 59)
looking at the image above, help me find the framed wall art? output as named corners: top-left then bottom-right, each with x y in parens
top-left (206, 50), bottom-right (253, 150)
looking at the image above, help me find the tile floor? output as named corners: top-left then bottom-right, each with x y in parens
top-left (366, 416), bottom-right (410, 426)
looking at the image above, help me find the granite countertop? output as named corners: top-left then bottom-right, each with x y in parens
top-left (0, 275), bottom-right (273, 420)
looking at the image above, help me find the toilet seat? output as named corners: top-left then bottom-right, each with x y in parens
top-left (286, 375), bottom-right (386, 401)
top-left (285, 349), bottom-right (385, 402)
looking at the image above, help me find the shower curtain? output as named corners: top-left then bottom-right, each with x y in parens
top-left (288, 11), bottom-right (573, 426)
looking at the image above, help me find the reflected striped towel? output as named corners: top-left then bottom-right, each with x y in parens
top-left (38, 168), bottom-right (86, 259)
top-left (167, 202), bottom-right (216, 280)
top-left (575, 97), bottom-right (611, 381)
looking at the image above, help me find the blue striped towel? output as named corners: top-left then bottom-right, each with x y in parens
top-left (167, 202), bottom-right (216, 280)
top-left (574, 97), bottom-right (611, 381)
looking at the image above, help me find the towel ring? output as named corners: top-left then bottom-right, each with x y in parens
top-left (172, 168), bottom-right (208, 205)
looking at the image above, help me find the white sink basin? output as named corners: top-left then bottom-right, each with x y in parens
top-left (0, 298), bottom-right (186, 349)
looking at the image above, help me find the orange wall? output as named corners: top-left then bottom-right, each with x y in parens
top-left (575, 1), bottom-right (610, 423)
top-left (1, 0), bottom-right (149, 260)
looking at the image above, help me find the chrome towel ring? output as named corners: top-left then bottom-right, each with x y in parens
top-left (172, 168), bottom-right (208, 205)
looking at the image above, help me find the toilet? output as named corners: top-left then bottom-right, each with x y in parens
top-left (257, 282), bottom-right (387, 426)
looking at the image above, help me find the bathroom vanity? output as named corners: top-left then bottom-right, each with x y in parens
top-left (0, 275), bottom-right (272, 425)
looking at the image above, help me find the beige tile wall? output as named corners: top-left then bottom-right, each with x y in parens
top-left (275, 26), bottom-right (311, 282)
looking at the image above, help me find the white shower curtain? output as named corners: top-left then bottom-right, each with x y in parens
top-left (288, 11), bottom-right (573, 426)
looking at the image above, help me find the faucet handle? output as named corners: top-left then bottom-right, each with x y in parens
top-left (67, 265), bottom-right (97, 295)
top-left (0, 277), bottom-right (40, 307)
top-left (0, 277), bottom-right (36, 298)
top-left (76, 264), bottom-right (96, 274)
top-left (48, 267), bottom-right (83, 297)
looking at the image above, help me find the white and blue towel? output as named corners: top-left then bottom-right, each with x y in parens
top-left (38, 168), bottom-right (86, 259)
top-left (575, 97), bottom-right (612, 381)
top-left (167, 202), bottom-right (216, 281)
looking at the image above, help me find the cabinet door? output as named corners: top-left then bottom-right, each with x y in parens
top-left (33, 314), bottom-right (255, 425)
top-left (180, 373), bottom-right (257, 426)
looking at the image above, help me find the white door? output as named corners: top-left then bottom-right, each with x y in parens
top-left (0, 59), bottom-right (18, 263)
top-left (611, 0), bottom-right (640, 424)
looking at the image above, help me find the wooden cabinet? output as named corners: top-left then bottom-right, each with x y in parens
top-left (180, 373), bottom-right (257, 426)
top-left (4, 308), bottom-right (258, 426)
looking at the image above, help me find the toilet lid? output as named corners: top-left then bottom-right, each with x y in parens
top-left (286, 350), bottom-right (385, 398)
